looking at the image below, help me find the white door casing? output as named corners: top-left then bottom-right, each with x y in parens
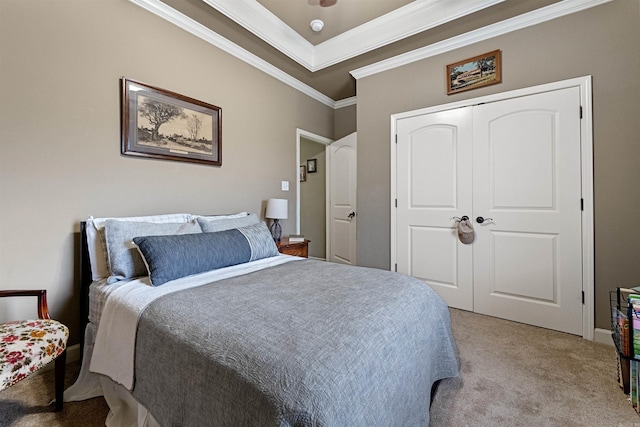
top-left (328, 132), bottom-right (357, 265)
top-left (391, 77), bottom-right (593, 338)
top-left (295, 129), bottom-right (332, 259)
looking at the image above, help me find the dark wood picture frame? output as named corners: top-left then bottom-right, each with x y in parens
top-left (300, 165), bottom-right (307, 182)
top-left (121, 78), bottom-right (222, 166)
top-left (306, 158), bottom-right (317, 173)
top-left (446, 50), bottom-right (501, 95)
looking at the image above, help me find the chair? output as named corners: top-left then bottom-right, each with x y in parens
top-left (0, 290), bottom-right (68, 411)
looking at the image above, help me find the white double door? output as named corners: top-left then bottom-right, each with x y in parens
top-left (396, 87), bottom-right (583, 335)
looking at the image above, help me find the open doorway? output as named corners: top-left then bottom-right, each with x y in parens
top-left (296, 129), bottom-right (332, 260)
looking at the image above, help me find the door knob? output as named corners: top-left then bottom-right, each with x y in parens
top-left (476, 216), bottom-right (493, 224)
top-left (347, 211), bottom-right (356, 219)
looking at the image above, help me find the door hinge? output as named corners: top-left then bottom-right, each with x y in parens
top-left (579, 106), bottom-right (583, 119)
top-left (395, 198), bottom-right (397, 208)
top-left (581, 198), bottom-right (584, 211)
top-left (395, 263), bottom-right (398, 272)
top-left (395, 134), bottom-right (398, 144)
top-left (582, 291), bottom-right (585, 304)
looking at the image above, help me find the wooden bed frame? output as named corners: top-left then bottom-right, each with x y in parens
top-left (78, 221), bottom-right (92, 357)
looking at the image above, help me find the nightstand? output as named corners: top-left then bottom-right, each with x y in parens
top-left (276, 238), bottom-right (310, 258)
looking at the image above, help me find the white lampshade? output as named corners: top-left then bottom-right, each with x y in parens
top-left (265, 198), bottom-right (288, 219)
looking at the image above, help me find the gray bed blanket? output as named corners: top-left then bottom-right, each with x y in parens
top-left (132, 259), bottom-right (459, 426)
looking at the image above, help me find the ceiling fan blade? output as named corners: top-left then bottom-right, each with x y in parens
top-left (319, 0), bottom-right (337, 6)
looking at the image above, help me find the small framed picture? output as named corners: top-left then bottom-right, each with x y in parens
top-left (446, 49), bottom-right (501, 95)
top-left (307, 158), bottom-right (317, 173)
top-left (300, 165), bottom-right (307, 182)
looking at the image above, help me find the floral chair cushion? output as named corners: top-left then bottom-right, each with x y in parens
top-left (0, 319), bottom-right (68, 391)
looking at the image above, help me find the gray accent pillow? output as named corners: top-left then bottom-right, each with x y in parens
top-left (104, 219), bottom-right (202, 283)
top-left (197, 213), bottom-right (259, 233)
top-left (134, 222), bottom-right (279, 286)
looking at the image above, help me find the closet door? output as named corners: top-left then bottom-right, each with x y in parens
top-left (472, 87), bottom-right (583, 335)
top-left (396, 107), bottom-right (473, 311)
top-left (394, 86), bottom-right (584, 335)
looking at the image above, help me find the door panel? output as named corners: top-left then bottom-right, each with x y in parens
top-left (396, 108), bottom-right (473, 311)
top-left (490, 112), bottom-right (555, 208)
top-left (473, 87), bottom-right (583, 335)
top-left (492, 231), bottom-right (556, 301)
top-left (409, 226), bottom-right (458, 287)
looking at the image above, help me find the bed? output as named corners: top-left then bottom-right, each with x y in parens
top-left (65, 212), bottom-right (459, 426)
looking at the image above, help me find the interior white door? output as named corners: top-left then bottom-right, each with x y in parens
top-left (396, 108), bottom-right (474, 311)
top-left (328, 132), bottom-right (357, 265)
top-left (394, 86), bottom-right (584, 335)
top-left (472, 87), bottom-right (583, 335)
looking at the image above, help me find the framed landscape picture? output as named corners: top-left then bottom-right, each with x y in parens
top-left (447, 50), bottom-right (501, 95)
top-left (121, 78), bottom-right (222, 166)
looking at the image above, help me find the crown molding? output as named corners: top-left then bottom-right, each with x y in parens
top-left (202, 0), bottom-right (505, 72)
top-left (334, 97), bottom-right (357, 109)
top-left (350, 0), bottom-right (613, 80)
top-left (201, 0), bottom-right (316, 70)
top-left (131, 0), bottom-right (611, 109)
top-left (129, 0), bottom-right (335, 107)
top-left (312, 0), bottom-right (505, 70)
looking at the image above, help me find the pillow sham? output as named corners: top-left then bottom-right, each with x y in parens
top-left (197, 213), bottom-right (259, 233)
top-left (104, 219), bottom-right (201, 283)
top-left (86, 213), bottom-right (192, 281)
top-left (133, 222), bottom-right (279, 286)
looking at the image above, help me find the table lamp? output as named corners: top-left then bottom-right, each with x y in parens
top-left (265, 198), bottom-right (288, 242)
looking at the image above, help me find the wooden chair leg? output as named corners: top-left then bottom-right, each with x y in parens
top-left (54, 349), bottom-right (66, 411)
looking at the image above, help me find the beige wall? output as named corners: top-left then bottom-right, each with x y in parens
top-left (0, 0), bottom-right (333, 343)
top-left (300, 139), bottom-right (327, 258)
top-left (355, 0), bottom-right (640, 330)
top-left (334, 103), bottom-right (357, 140)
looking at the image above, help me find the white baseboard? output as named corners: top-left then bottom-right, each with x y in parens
top-left (594, 328), bottom-right (613, 346)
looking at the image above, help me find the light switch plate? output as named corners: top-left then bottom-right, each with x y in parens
top-left (281, 180), bottom-right (289, 191)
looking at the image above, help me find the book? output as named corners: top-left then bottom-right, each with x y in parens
top-left (636, 360), bottom-right (640, 414)
top-left (632, 359), bottom-right (637, 408)
top-left (288, 234), bottom-right (305, 242)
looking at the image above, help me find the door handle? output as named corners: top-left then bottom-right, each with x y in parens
top-left (347, 211), bottom-right (356, 219)
top-left (476, 216), bottom-right (493, 224)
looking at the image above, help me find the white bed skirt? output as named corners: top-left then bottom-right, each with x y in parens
top-left (64, 323), bottom-right (159, 426)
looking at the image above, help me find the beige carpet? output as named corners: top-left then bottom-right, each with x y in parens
top-left (0, 360), bottom-right (108, 426)
top-left (1, 308), bottom-right (638, 426)
top-left (430, 309), bottom-right (639, 426)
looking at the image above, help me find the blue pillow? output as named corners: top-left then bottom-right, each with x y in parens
top-left (133, 222), bottom-right (279, 286)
